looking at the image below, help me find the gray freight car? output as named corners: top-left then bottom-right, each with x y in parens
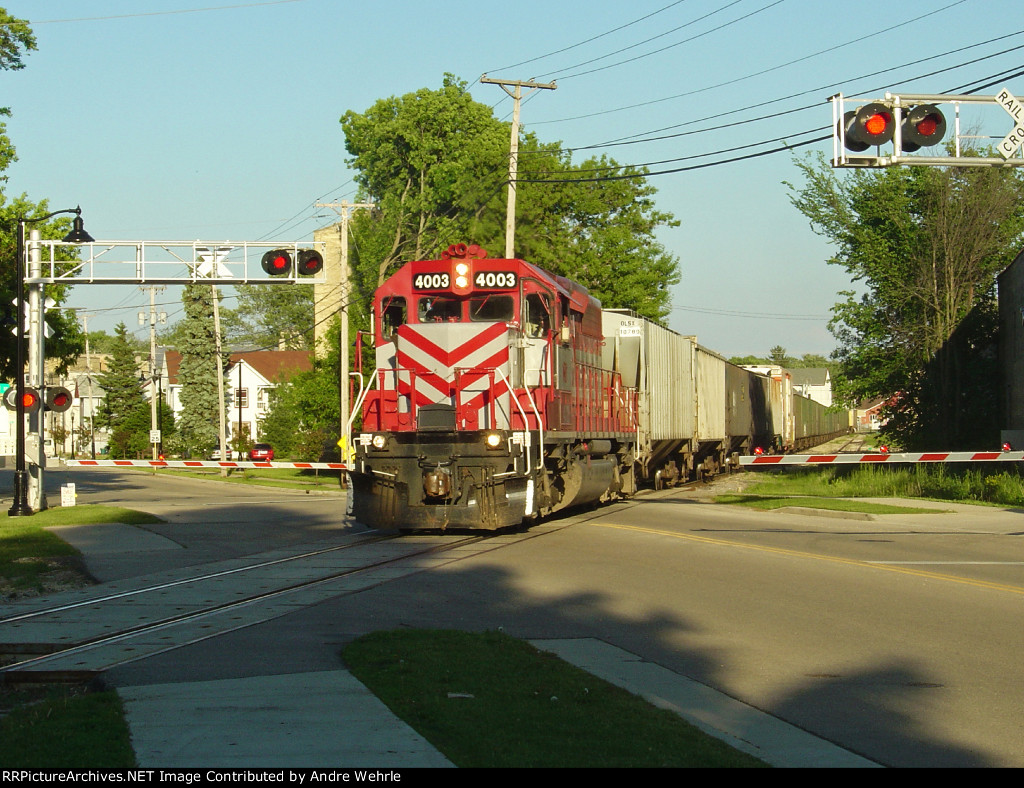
top-left (602, 310), bottom-right (849, 487)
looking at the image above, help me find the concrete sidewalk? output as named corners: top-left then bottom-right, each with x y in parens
top-left (116, 639), bottom-right (879, 768)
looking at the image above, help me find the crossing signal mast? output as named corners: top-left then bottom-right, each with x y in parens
top-left (832, 89), bottom-right (1024, 168)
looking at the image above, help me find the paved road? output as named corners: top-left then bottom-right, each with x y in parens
top-left (15, 466), bottom-right (1024, 767)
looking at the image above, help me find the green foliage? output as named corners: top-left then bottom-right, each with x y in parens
top-left (226, 283), bottom-right (315, 350)
top-left (174, 284), bottom-right (227, 457)
top-left (787, 151), bottom-right (1024, 449)
top-left (94, 323), bottom-right (149, 458)
top-left (259, 321), bottom-right (341, 458)
top-left (0, 196), bottom-right (87, 378)
top-left (745, 464), bottom-right (1024, 507)
top-left (341, 75), bottom-right (680, 323)
top-left (0, 9), bottom-right (35, 74)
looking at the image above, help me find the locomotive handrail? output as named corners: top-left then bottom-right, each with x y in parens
top-left (494, 367), bottom-right (535, 477)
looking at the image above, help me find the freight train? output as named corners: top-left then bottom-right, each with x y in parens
top-left (348, 243), bottom-right (849, 531)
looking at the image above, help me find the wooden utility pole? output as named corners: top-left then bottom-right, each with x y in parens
top-left (315, 200), bottom-right (374, 462)
top-left (480, 75), bottom-right (556, 258)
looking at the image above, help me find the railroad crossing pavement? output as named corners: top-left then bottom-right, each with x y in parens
top-left (28, 515), bottom-right (886, 768)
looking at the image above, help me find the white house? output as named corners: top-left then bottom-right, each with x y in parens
top-left (161, 350), bottom-right (313, 445)
top-left (790, 368), bottom-right (833, 407)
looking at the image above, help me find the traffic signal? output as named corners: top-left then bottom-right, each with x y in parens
top-left (296, 249), bottom-right (323, 276)
top-left (45, 386), bottom-right (73, 413)
top-left (261, 249), bottom-right (292, 276)
top-left (901, 104), bottom-right (946, 150)
top-left (3, 386), bottom-right (41, 412)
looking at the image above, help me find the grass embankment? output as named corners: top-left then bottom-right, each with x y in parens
top-left (343, 629), bottom-right (766, 768)
top-left (724, 464), bottom-right (1024, 509)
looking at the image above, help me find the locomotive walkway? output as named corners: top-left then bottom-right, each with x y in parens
top-left (23, 504), bottom-right (882, 768)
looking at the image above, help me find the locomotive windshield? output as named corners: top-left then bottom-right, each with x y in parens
top-left (469, 295), bottom-right (513, 322)
top-left (416, 294), bottom-right (515, 323)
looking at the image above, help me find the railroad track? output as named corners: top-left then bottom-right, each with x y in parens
top-left (0, 525), bottom-right (563, 683)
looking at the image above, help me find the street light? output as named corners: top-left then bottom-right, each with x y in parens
top-left (9, 207), bottom-right (92, 516)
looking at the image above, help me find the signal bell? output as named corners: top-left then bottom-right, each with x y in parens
top-left (261, 250), bottom-right (292, 276)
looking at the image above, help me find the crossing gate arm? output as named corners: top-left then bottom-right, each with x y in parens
top-left (64, 459), bottom-right (349, 471)
top-left (739, 452), bottom-right (1024, 467)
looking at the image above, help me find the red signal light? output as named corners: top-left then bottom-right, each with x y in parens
top-left (853, 102), bottom-right (895, 145)
top-left (297, 249), bottom-right (323, 276)
top-left (4, 387), bottom-right (42, 412)
top-left (45, 386), bottom-right (73, 413)
top-left (261, 249), bottom-right (292, 276)
top-left (901, 104), bottom-right (946, 151)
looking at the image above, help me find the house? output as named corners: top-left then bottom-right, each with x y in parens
top-left (161, 349), bottom-right (313, 444)
top-left (790, 368), bottom-right (833, 407)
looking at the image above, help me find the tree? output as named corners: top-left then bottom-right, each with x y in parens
top-left (95, 323), bottom-right (149, 458)
top-left (259, 322), bottom-right (341, 458)
top-left (341, 76), bottom-right (680, 323)
top-left (171, 284), bottom-right (227, 458)
top-left (224, 284), bottom-right (314, 350)
top-left (787, 151), bottom-right (1024, 448)
top-left (0, 12), bottom-right (83, 378)
top-left (0, 9), bottom-right (35, 76)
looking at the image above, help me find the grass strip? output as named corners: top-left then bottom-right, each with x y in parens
top-left (714, 493), bottom-right (941, 514)
top-left (1, 506), bottom-right (163, 596)
top-left (0, 687), bottom-right (137, 768)
top-left (343, 629), bottom-right (767, 768)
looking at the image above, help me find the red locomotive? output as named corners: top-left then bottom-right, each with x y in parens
top-left (350, 243), bottom-right (639, 530)
top-left (349, 243), bottom-right (849, 531)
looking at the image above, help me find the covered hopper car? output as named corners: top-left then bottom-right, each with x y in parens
top-left (348, 244), bottom-right (848, 531)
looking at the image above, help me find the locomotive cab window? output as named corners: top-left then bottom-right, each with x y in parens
top-left (524, 292), bottom-right (552, 336)
top-left (380, 296), bottom-right (407, 337)
top-left (419, 296), bottom-right (461, 322)
top-left (469, 294), bottom-right (514, 322)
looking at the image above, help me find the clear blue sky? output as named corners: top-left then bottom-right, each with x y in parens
top-left (4, 0), bottom-right (1022, 358)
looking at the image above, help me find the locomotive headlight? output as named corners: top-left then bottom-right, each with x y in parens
top-left (484, 431), bottom-right (504, 449)
top-left (371, 433), bottom-right (388, 450)
top-left (454, 261), bottom-right (470, 290)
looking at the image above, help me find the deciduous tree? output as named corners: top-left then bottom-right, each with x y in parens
top-left (787, 151), bottom-right (1024, 448)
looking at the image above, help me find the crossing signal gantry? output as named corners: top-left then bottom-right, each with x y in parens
top-left (20, 240), bottom-right (328, 285)
top-left (831, 90), bottom-right (1024, 169)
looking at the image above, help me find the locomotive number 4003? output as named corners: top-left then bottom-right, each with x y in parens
top-left (412, 271), bottom-right (518, 291)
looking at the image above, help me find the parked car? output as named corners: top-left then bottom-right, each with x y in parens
top-left (249, 443), bottom-right (274, 461)
top-left (207, 447), bottom-right (233, 461)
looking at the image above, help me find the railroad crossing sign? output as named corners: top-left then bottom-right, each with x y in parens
top-left (996, 87), bottom-right (1024, 160)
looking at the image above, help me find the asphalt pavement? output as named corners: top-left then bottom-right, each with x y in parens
top-left (24, 479), bottom-right (886, 769)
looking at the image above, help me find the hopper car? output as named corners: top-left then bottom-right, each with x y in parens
top-left (348, 244), bottom-right (849, 531)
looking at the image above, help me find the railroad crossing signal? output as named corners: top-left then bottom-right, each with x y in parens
top-left (261, 248), bottom-right (323, 277)
top-left (44, 386), bottom-right (73, 413)
top-left (4, 386), bottom-right (41, 413)
top-left (838, 101), bottom-right (946, 153)
top-left (832, 91), bottom-right (1024, 168)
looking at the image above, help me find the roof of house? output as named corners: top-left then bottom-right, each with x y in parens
top-left (789, 368), bottom-right (831, 386)
top-left (163, 350), bottom-right (312, 385)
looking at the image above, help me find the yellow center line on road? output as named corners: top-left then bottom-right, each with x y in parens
top-left (592, 522), bottom-right (1024, 597)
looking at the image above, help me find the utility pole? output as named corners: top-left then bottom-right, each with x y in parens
top-left (139, 286), bottom-right (165, 460)
top-left (480, 75), bottom-right (556, 258)
top-left (315, 200), bottom-right (373, 465)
